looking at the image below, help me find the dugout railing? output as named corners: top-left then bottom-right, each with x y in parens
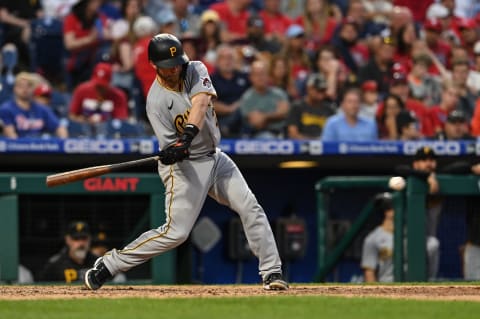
top-left (315, 174), bottom-right (480, 282)
top-left (0, 173), bottom-right (173, 284)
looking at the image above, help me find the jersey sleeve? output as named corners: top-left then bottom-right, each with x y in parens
top-left (186, 61), bottom-right (217, 98)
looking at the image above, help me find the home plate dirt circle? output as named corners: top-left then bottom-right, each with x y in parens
top-left (2, 285), bottom-right (480, 301)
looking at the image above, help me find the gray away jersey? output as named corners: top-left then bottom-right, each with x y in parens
top-left (361, 226), bottom-right (394, 282)
top-left (146, 61), bottom-right (220, 159)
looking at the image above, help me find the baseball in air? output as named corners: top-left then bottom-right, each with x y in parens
top-left (388, 176), bottom-right (406, 191)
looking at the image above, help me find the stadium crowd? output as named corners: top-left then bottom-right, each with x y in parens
top-left (0, 0), bottom-right (480, 141)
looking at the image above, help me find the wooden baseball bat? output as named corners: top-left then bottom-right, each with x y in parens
top-left (46, 153), bottom-right (163, 188)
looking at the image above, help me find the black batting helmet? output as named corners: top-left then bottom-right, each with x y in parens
top-left (148, 33), bottom-right (189, 69)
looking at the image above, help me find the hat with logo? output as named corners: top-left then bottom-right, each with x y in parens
top-left (33, 83), bottom-right (52, 97)
top-left (424, 18), bottom-right (443, 32)
top-left (414, 146), bottom-right (437, 160)
top-left (92, 62), bottom-right (113, 86)
top-left (66, 221), bottom-right (91, 239)
top-left (447, 109), bottom-right (467, 123)
top-left (306, 73), bottom-right (327, 90)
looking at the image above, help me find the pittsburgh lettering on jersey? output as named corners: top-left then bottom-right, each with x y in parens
top-left (174, 109), bottom-right (190, 134)
top-left (301, 113), bottom-right (327, 127)
top-left (84, 177), bottom-right (140, 192)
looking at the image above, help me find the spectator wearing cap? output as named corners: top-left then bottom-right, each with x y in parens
top-left (209, 0), bottom-right (251, 43)
top-left (455, 18), bottom-right (478, 60)
top-left (331, 17), bottom-right (369, 75)
top-left (426, 2), bottom-right (459, 46)
top-left (279, 24), bottom-right (312, 95)
top-left (68, 62), bottom-right (129, 136)
top-left (286, 73), bottom-right (336, 139)
top-left (293, 0), bottom-right (340, 52)
top-left (357, 35), bottom-right (396, 97)
top-left (210, 44), bottom-right (251, 138)
top-left (359, 80), bottom-right (380, 119)
top-left (258, 0), bottom-right (292, 42)
top-left (0, 72), bottom-right (68, 139)
top-left (422, 18), bottom-right (452, 73)
top-left (407, 53), bottom-right (442, 107)
top-left (429, 81), bottom-right (460, 134)
top-left (33, 83), bottom-right (53, 108)
top-left (434, 109), bottom-right (473, 140)
top-left (396, 109), bottom-right (422, 140)
top-left (245, 15), bottom-right (282, 55)
top-left (322, 87), bottom-right (378, 141)
top-left (38, 221), bottom-right (98, 283)
top-left (239, 59), bottom-right (290, 139)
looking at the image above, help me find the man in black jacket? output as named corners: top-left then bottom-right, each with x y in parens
top-left (38, 221), bottom-right (97, 283)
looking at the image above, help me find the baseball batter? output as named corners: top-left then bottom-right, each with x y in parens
top-left (84, 33), bottom-right (288, 290)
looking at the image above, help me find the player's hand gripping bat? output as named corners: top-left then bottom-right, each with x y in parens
top-left (45, 153), bottom-right (164, 187)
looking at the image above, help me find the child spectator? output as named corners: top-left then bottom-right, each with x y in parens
top-left (359, 80), bottom-right (379, 119)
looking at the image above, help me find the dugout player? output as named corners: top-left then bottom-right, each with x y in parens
top-left (38, 221), bottom-right (97, 283)
top-left (84, 33), bottom-right (288, 291)
top-left (361, 192), bottom-right (440, 282)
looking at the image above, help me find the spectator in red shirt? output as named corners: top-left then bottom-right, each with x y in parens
top-left (63, 0), bottom-right (113, 89)
top-left (429, 82), bottom-right (460, 134)
top-left (68, 62), bottom-right (129, 131)
top-left (209, 0), bottom-right (251, 43)
top-left (259, 0), bottom-right (292, 43)
top-left (393, 22), bottom-right (417, 71)
top-left (422, 19), bottom-right (451, 73)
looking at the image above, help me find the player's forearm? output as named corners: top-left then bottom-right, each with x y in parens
top-left (188, 93), bottom-right (211, 129)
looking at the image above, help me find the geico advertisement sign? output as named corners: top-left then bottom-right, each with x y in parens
top-left (234, 140), bottom-right (295, 154)
top-left (64, 139), bottom-right (125, 153)
top-left (403, 141), bottom-right (461, 155)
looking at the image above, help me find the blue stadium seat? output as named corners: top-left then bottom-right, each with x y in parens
top-left (67, 120), bottom-right (92, 138)
top-left (106, 120), bottom-right (146, 138)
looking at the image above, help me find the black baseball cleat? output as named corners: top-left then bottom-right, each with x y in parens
top-left (263, 272), bottom-right (289, 291)
top-left (84, 258), bottom-right (112, 290)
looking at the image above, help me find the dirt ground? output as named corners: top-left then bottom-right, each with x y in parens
top-left (1, 285), bottom-right (480, 301)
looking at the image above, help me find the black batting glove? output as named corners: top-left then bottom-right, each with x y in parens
top-left (160, 124), bottom-right (199, 165)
